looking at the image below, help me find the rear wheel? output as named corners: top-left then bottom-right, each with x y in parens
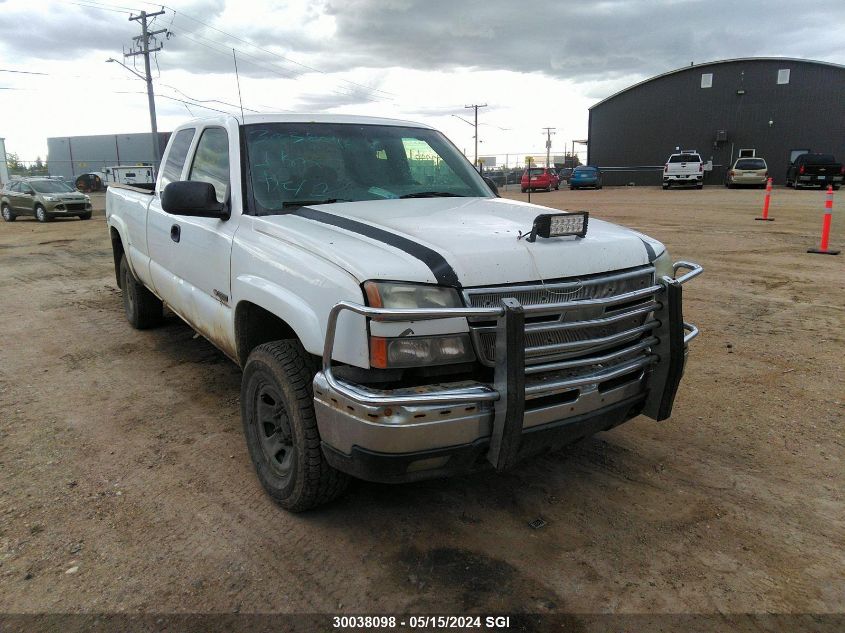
top-left (1, 204), bottom-right (15, 222)
top-left (35, 205), bottom-right (50, 223)
top-left (79, 213), bottom-right (92, 220)
top-left (241, 341), bottom-right (349, 511)
top-left (119, 254), bottom-right (163, 329)
top-left (521, 188), bottom-right (527, 193)
top-left (696, 183), bottom-right (703, 190)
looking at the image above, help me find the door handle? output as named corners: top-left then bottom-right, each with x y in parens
top-left (170, 224), bottom-right (181, 243)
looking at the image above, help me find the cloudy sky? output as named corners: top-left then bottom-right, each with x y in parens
top-left (1, 0), bottom-right (843, 167)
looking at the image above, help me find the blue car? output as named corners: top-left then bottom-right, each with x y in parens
top-left (569, 166), bottom-right (602, 190)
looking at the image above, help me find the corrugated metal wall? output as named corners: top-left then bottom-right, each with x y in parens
top-left (588, 59), bottom-right (845, 186)
top-left (46, 132), bottom-right (171, 182)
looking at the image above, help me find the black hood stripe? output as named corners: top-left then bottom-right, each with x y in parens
top-left (291, 207), bottom-right (462, 288)
top-left (640, 238), bottom-right (658, 262)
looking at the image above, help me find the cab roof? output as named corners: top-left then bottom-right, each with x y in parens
top-left (174, 113), bottom-right (434, 130)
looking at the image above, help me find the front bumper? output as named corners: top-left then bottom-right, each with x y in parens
top-left (47, 201), bottom-right (92, 214)
top-left (314, 262), bottom-right (702, 481)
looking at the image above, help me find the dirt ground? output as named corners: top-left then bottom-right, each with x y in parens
top-left (0, 186), bottom-right (842, 625)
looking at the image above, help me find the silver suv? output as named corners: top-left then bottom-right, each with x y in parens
top-left (1, 178), bottom-right (93, 222)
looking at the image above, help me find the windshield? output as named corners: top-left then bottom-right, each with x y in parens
top-left (244, 122), bottom-right (491, 214)
top-left (29, 180), bottom-right (75, 193)
top-left (735, 159), bottom-right (766, 169)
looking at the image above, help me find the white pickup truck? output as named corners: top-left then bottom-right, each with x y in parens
top-left (663, 151), bottom-right (704, 189)
top-left (106, 114), bottom-right (702, 511)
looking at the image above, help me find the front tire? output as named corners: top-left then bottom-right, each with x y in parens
top-left (1, 204), bottom-right (15, 222)
top-left (35, 205), bottom-right (50, 223)
top-left (119, 254), bottom-right (163, 329)
top-left (241, 341), bottom-right (349, 512)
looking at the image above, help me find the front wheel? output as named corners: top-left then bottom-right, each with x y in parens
top-left (1, 204), bottom-right (15, 222)
top-left (79, 213), bottom-right (92, 221)
top-left (696, 184), bottom-right (703, 189)
top-left (241, 341), bottom-right (349, 512)
top-left (35, 205), bottom-right (50, 223)
top-left (119, 254), bottom-right (163, 329)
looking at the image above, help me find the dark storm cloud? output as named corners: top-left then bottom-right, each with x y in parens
top-left (3, 0), bottom-right (842, 97)
top-left (0, 4), bottom-right (129, 59)
top-left (319, 0), bottom-right (844, 81)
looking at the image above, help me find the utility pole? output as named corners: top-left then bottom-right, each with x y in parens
top-left (542, 127), bottom-right (556, 168)
top-left (125, 9), bottom-right (167, 171)
top-left (465, 104), bottom-right (487, 172)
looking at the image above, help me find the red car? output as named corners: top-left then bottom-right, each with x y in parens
top-left (521, 167), bottom-right (559, 192)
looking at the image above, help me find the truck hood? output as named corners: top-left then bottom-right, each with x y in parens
top-left (254, 197), bottom-right (664, 288)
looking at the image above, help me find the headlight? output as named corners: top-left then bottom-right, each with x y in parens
top-left (653, 250), bottom-right (674, 281)
top-left (84, 195), bottom-right (91, 202)
top-left (363, 281), bottom-right (462, 309)
top-left (44, 196), bottom-right (58, 202)
top-left (363, 281), bottom-right (474, 368)
top-left (370, 334), bottom-right (475, 369)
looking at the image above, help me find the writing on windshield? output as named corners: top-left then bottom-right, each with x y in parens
top-left (244, 123), bottom-right (490, 214)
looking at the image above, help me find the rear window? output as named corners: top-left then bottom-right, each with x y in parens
top-left (735, 159), bottom-right (766, 170)
top-left (801, 154), bottom-right (836, 165)
top-left (525, 168), bottom-right (546, 175)
top-left (669, 154), bottom-right (701, 163)
top-left (574, 167), bottom-right (596, 174)
top-left (159, 128), bottom-right (196, 191)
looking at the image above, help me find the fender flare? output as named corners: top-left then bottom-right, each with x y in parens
top-left (233, 274), bottom-right (326, 357)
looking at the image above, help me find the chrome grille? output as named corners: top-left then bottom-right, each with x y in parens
top-left (463, 267), bottom-right (659, 372)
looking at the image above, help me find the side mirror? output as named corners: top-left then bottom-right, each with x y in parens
top-left (483, 177), bottom-right (500, 197)
top-left (162, 181), bottom-right (229, 219)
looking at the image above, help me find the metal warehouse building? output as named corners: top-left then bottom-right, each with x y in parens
top-left (46, 132), bottom-right (170, 182)
top-left (587, 58), bottom-right (845, 186)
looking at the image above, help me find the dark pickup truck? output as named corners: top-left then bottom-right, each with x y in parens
top-left (786, 153), bottom-right (844, 190)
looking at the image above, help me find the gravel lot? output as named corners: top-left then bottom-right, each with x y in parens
top-left (0, 186), bottom-right (842, 627)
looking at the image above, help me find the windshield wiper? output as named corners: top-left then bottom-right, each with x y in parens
top-left (281, 198), bottom-right (345, 210)
top-left (399, 191), bottom-right (466, 199)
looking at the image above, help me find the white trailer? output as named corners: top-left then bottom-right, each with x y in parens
top-left (103, 165), bottom-right (154, 187)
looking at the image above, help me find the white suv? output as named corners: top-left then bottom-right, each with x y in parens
top-left (663, 152), bottom-right (703, 189)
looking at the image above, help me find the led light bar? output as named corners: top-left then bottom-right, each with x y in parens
top-left (527, 211), bottom-right (589, 242)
